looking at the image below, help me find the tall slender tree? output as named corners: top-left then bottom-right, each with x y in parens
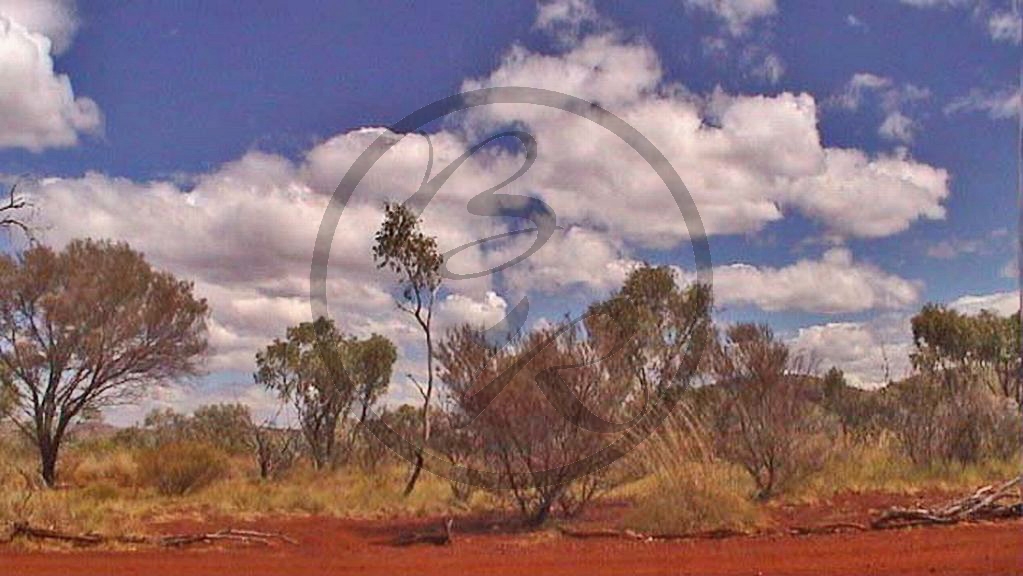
top-left (373, 202), bottom-right (443, 495)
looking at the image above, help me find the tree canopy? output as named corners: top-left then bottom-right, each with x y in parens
top-left (0, 239), bottom-right (209, 485)
top-left (255, 317), bottom-right (395, 469)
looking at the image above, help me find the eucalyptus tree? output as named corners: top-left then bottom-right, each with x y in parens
top-left (255, 317), bottom-right (395, 470)
top-left (373, 202), bottom-right (443, 495)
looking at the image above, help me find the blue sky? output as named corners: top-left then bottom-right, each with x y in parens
top-left (0, 0), bottom-right (1018, 423)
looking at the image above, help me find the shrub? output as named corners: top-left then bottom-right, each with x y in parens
top-left (625, 460), bottom-right (763, 535)
top-left (253, 425), bottom-right (300, 480)
top-left (435, 267), bottom-right (712, 525)
top-left (69, 449), bottom-right (138, 488)
top-left (137, 441), bottom-right (229, 496)
top-left (190, 403), bottom-right (256, 455)
top-left (709, 324), bottom-right (839, 499)
top-left (885, 377), bottom-right (1023, 465)
top-left (437, 325), bottom-right (627, 525)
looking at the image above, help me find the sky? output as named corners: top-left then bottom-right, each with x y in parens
top-left (0, 0), bottom-right (1019, 425)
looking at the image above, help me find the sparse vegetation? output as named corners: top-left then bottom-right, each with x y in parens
top-left (0, 235), bottom-right (1018, 545)
top-left (0, 239), bottom-right (209, 487)
top-left (137, 441), bottom-right (229, 496)
top-left (625, 460), bottom-right (764, 535)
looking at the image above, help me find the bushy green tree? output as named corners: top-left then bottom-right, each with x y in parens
top-left (255, 317), bottom-right (395, 470)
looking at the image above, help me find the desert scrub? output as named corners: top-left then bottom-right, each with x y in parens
top-left (792, 441), bottom-right (1023, 500)
top-left (68, 449), bottom-right (138, 488)
top-left (624, 460), bottom-right (764, 535)
top-left (137, 441), bottom-right (229, 496)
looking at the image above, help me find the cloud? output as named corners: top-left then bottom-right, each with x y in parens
top-left (899, 0), bottom-right (1020, 44)
top-left (788, 316), bottom-right (914, 388)
top-left (0, 5), bottom-right (101, 151)
top-left (926, 237), bottom-right (986, 259)
top-left (949, 291), bottom-right (1019, 316)
top-left (898, 0), bottom-right (970, 7)
top-left (834, 73), bottom-right (930, 144)
top-left (682, 0), bottom-right (778, 36)
top-left (714, 248), bottom-right (921, 314)
top-left (988, 10), bottom-right (1022, 44)
top-left (497, 226), bottom-right (639, 295)
top-left (846, 14), bottom-right (865, 28)
top-left (945, 87), bottom-right (1020, 120)
top-left (1002, 259), bottom-right (1017, 279)
top-left (535, 0), bottom-right (600, 39)
top-left (21, 4), bottom-right (952, 416)
top-left (789, 289), bottom-right (1018, 390)
top-left (748, 51), bottom-right (785, 84)
top-left (834, 73), bottom-right (892, 110)
top-left (0, 0), bottom-right (77, 54)
top-left (464, 38), bottom-right (949, 242)
top-left (25, 128), bottom-right (514, 373)
top-left (436, 291), bottom-right (510, 333)
top-left (836, 74), bottom-right (930, 112)
top-left (781, 148), bottom-right (947, 238)
top-left (878, 111), bottom-right (917, 143)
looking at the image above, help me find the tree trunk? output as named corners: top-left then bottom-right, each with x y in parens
top-left (39, 438), bottom-right (60, 488)
top-left (531, 486), bottom-right (566, 527)
top-left (403, 452), bottom-right (425, 496)
top-left (404, 318), bottom-right (434, 497)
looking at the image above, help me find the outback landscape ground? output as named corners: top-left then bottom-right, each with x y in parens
top-left (3, 493), bottom-right (1021, 576)
top-left (1, 2), bottom-right (1022, 575)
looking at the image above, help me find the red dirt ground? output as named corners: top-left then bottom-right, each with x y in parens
top-left (3, 492), bottom-right (1021, 575)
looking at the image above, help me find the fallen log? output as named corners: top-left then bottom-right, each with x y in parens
top-left (557, 527), bottom-right (645, 540)
top-left (2, 522), bottom-right (298, 548)
top-left (557, 526), bottom-right (748, 541)
top-left (787, 522), bottom-right (868, 536)
top-left (871, 475), bottom-right (1023, 530)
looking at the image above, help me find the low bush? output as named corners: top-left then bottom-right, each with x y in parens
top-left (68, 449), bottom-right (138, 488)
top-left (885, 378), bottom-right (1023, 465)
top-left (625, 460), bottom-right (763, 535)
top-left (136, 441), bottom-right (229, 496)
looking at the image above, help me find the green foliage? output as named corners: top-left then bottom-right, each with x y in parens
top-left (586, 265), bottom-right (714, 402)
top-left (911, 304), bottom-right (1021, 407)
top-left (255, 317), bottom-right (396, 470)
top-left (372, 202), bottom-right (443, 302)
top-left (190, 403), bottom-right (255, 455)
top-left (372, 202), bottom-right (443, 495)
top-left (137, 441), bottom-right (228, 496)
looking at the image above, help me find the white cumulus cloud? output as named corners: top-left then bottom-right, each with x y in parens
top-left (0, 1), bottom-right (101, 151)
top-left (714, 248), bottom-right (921, 314)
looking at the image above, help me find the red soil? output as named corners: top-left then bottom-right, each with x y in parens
top-left (3, 493), bottom-right (1021, 575)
